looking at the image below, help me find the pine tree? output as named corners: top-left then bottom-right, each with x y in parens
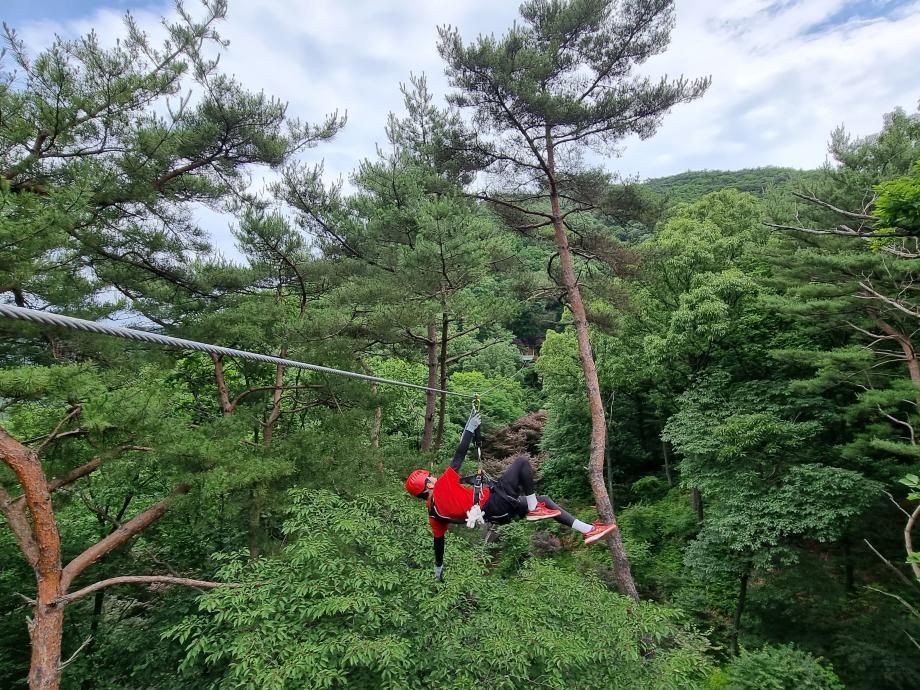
top-left (437, 0), bottom-right (709, 600)
top-left (0, 0), bottom-right (344, 332)
top-left (277, 76), bottom-right (525, 451)
top-left (0, 3), bottom-right (344, 687)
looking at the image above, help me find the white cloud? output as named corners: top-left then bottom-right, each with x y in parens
top-left (13, 0), bottom-right (920, 260)
top-left (617, 0), bottom-right (920, 177)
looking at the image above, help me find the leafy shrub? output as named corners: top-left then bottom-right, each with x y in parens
top-left (710, 644), bottom-right (844, 690)
top-left (168, 489), bottom-right (714, 689)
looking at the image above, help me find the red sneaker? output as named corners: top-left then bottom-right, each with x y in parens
top-left (525, 502), bottom-right (562, 521)
top-left (583, 522), bottom-right (617, 545)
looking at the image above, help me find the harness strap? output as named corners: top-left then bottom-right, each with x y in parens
top-left (472, 471), bottom-right (483, 508)
top-left (428, 497), bottom-right (468, 525)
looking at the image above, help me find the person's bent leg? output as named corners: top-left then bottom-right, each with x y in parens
top-left (499, 456), bottom-right (535, 496)
top-left (499, 456), bottom-right (554, 516)
top-left (534, 496), bottom-right (617, 543)
top-left (535, 495), bottom-right (575, 528)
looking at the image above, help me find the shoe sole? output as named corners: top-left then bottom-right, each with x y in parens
top-left (584, 525), bottom-right (617, 545)
top-left (526, 511), bottom-right (561, 521)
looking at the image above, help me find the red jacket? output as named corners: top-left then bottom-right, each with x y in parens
top-left (427, 466), bottom-right (490, 538)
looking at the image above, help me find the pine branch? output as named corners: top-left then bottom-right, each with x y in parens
top-left (61, 484), bottom-right (190, 590)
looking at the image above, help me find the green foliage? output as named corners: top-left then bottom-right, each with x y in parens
top-left (534, 328), bottom-right (593, 499)
top-left (4, 3), bottom-right (920, 687)
top-left (0, 0), bottom-right (343, 328)
top-left (169, 489), bottom-right (714, 690)
top-left (644, 168), bottom-right (820, 205)
top-left (710, 644), bottom-right (844, 690)
top-left (873, 161), bottom-right (920, 233)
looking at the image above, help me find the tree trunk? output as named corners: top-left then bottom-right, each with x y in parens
top-left (605, 392), bottom-right (616, 501)
top-left (263, 347), bottom-right (287, 447)
top-left (0, 429), bottom-right (65, 690)
top-left (210, 353), bottom-right (233, 416)
top-left (690, 487), bottom-right (704, 522)
top-left (355, 357), bottom-right (383, 457)
top-left (730, 564), bottom-right (752, 656)
top-left (874, 318), bottom-right (920, 390)
top-left (434, 312), bottom-right (450, 451)
top-left (661, 438), bottom-right (673, 487)
top-left (248, 486), bottom-right (263, 559)
top-left (546, 130), bottom-right (639, 603)
top-left (841, 535), bottom-right (855, 593)
top-left (421, 320), bottom-right (438, 451)
top-left (29, 604), bottom-right (65, 690)
top-left (371, 403), bottom-right (382, 450)
top-left (81, 589), bottom-right (105, 674)
top-left (1, 429), bottom-right (193, 690)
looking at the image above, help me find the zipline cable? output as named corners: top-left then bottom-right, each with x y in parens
top-left (0, 304), bottom-right (479, 399)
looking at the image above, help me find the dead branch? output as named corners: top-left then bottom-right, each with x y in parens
top-left (907, 501), bottom-right (920, 582)
top-left (864, 539), bottom-right (916, 588)
top-left (791, 191), bottom-right (875, 220)
top-left (858, 282), bottom-right (920, 320)
top-left (865, 585), bottom-right (920, 618)
top-left (877, 405), bottom-right (917, 445)
top-left (57, 636), bottom-right (93, 670)
top-left (765, 222), bottom-right (915, 239)
top-left (30, 406), bottom-right (82, 452)
top-left (229, 384), bottom-right (324, 411)
top-left (887, 491), bottom-right (914, 520)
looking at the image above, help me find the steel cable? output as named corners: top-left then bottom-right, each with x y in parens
top-left (0, 304), bottom-right (478, 398)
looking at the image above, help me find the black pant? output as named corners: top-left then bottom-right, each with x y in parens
top-left (483, 457), bottom-right (574, 528)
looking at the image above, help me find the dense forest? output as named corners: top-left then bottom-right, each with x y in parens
top-left (2, 1), bottom-right (919, 689)
top-left (642, 167), bottom-right (822, 205)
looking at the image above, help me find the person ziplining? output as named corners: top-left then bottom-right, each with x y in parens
top-left (0, 306), bottom-right (618, 583)
top-left (405, 408), bottom-right (618, 581)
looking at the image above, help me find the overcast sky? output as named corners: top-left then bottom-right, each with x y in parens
top-left (5, 0), bottom-right (920, 259)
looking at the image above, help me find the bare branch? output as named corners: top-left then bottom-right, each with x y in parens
top-left (907, 501), bottom-right (920, 582)
top-left (886, 491), bottom-right (914, 520)
top-left (58, 636), bottom-right (93, 670)
top-left (791, 191), bottom-right (875, 220)
top-left (865, 585), bottom-right (920, 618)
top-left (24, 405), bottom-right (82, 451)
top-left (229, 384), bottom-right (324, 411)
top-left (858, 282), bottom-right (920, 320)
top-left (877, 406), bottom-right (917, 445)
top-left (444, 338), bottom-right (504, 365)
top-left (908, 631), bottom-right (920, 652)
top-left (472, 194), bottom-right (554, 220)
top-left (765, 222), bottom-right (916, 239)
top-left (864, 539), bottom-right (916, 588)
top-left (13, 591), bottom-right (37, 606)
top-left (55, 575), bottom-right (243, 606)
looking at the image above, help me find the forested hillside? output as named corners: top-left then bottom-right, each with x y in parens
top-left (643, 167), bottom-right (822, 204)
top-left (2, 2), bottom-right (919, 690)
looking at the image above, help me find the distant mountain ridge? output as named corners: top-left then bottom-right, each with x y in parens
top-left (642, 166), bottom-right (821, 204)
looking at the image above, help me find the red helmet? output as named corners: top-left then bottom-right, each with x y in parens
top-left (405, 469), bottom-right (430, 497)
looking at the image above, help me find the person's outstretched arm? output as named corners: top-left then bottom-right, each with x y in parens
top-left (449, 410), bottom-right (481, 472)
